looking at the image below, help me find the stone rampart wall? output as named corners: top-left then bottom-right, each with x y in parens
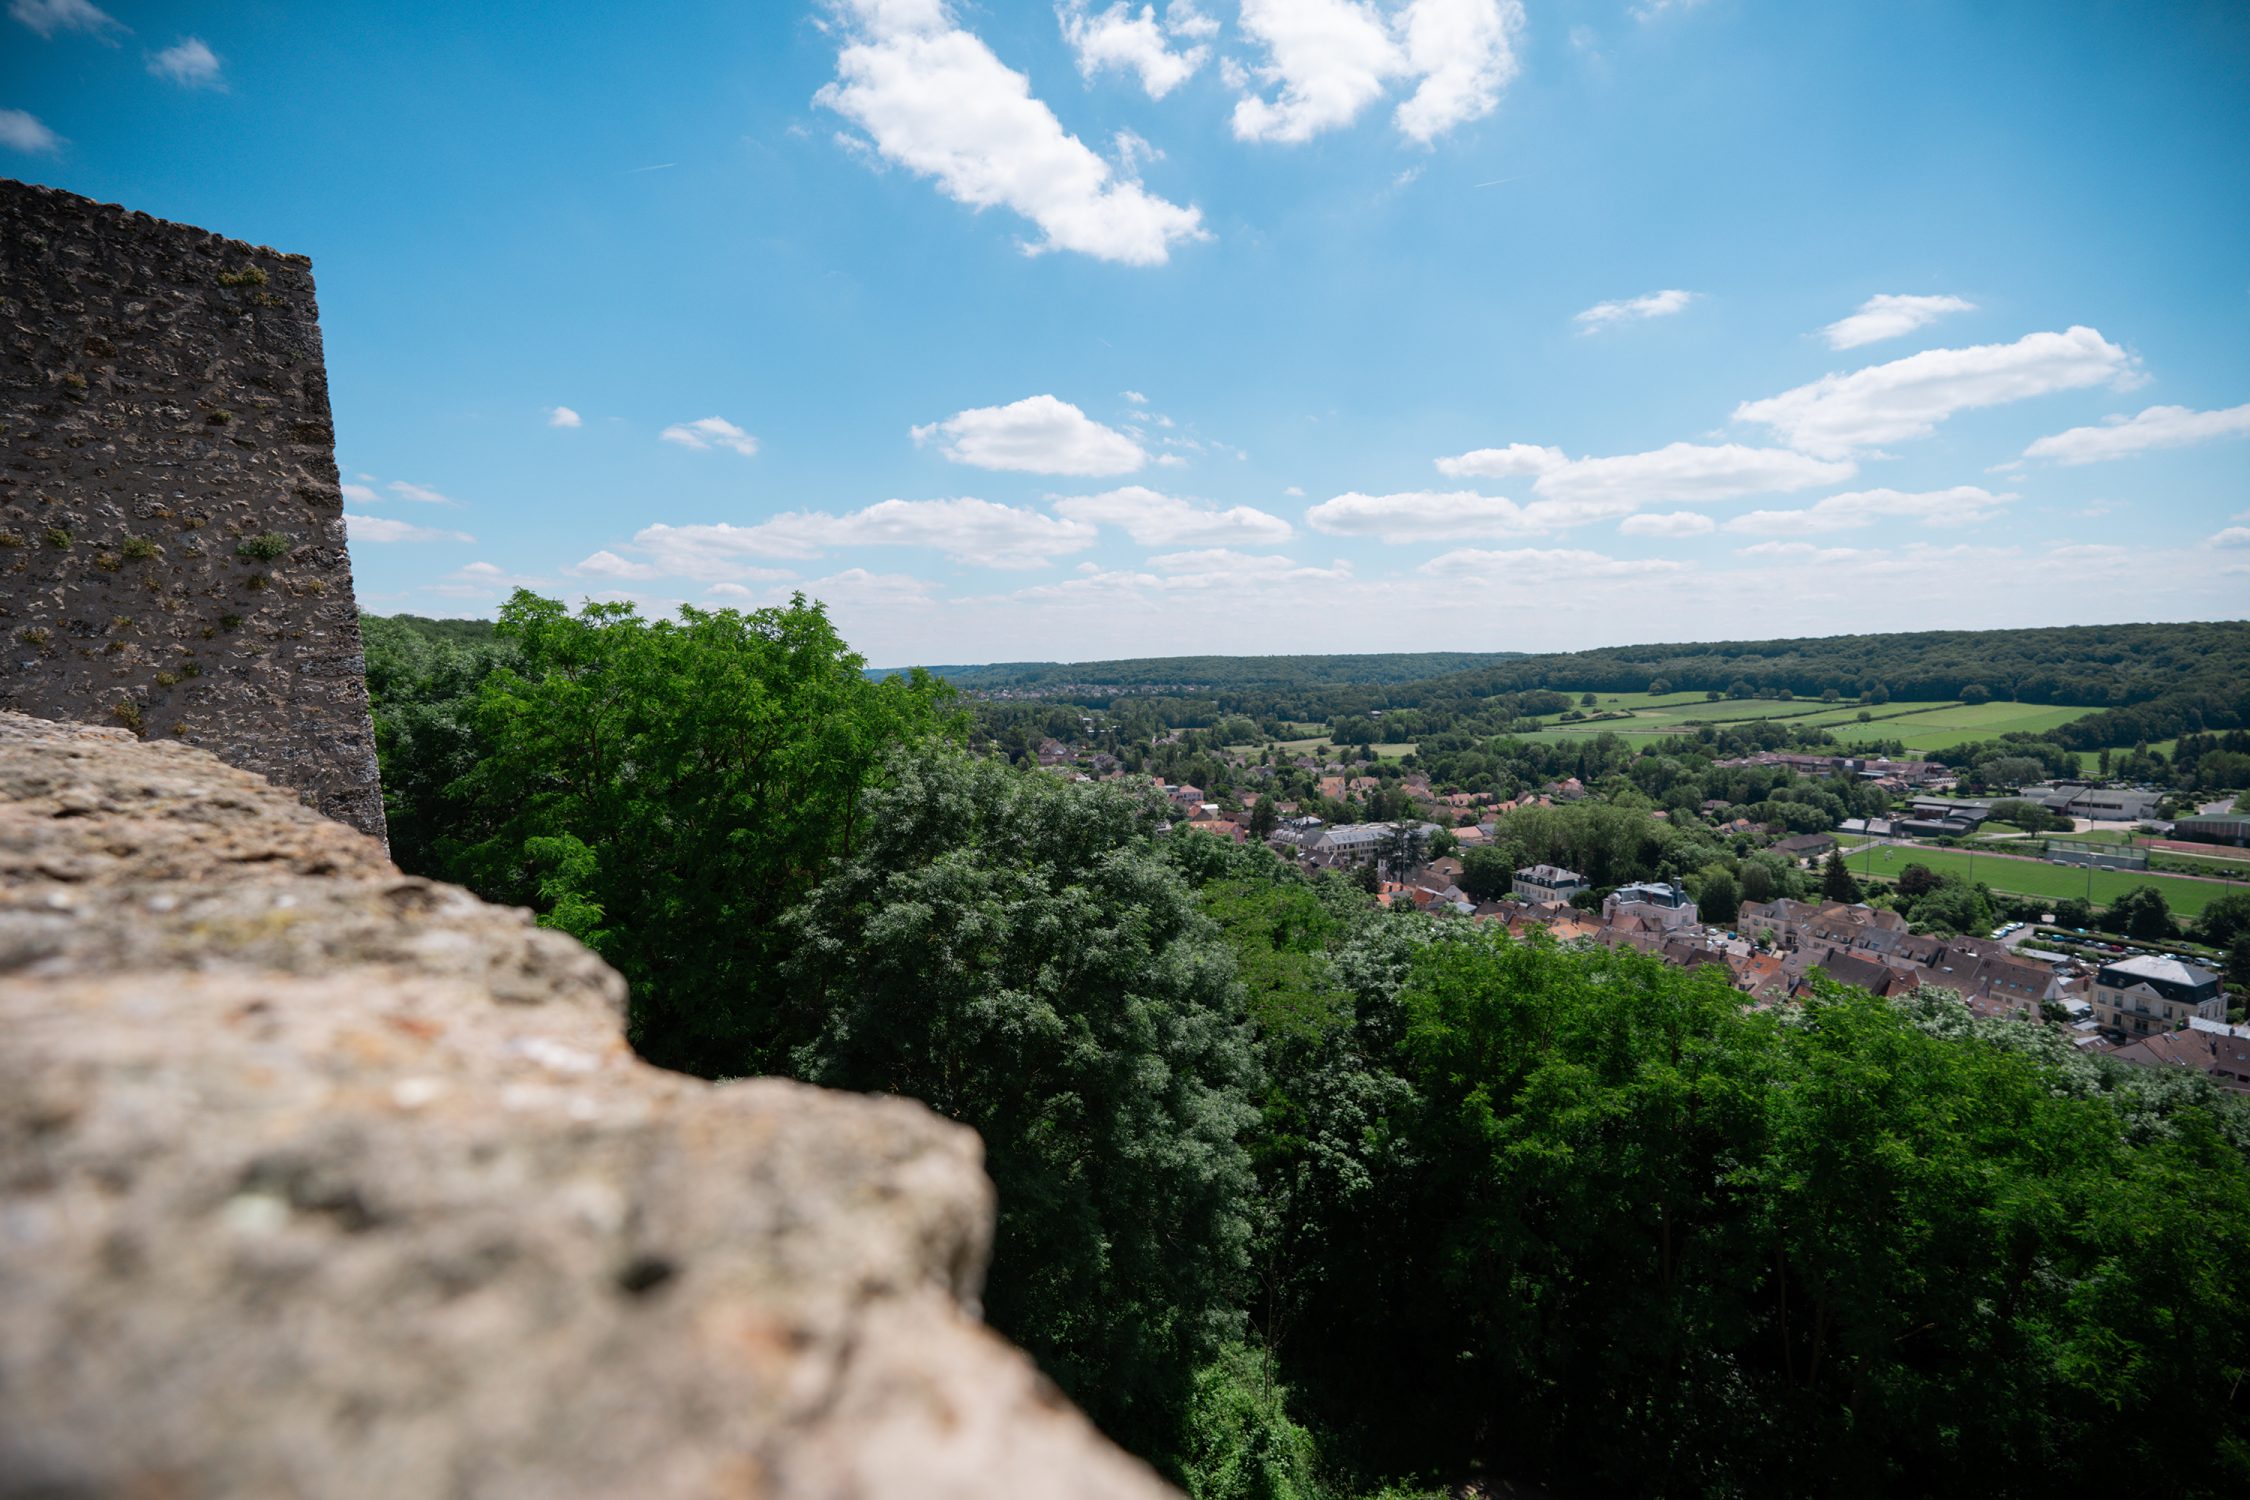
top-left (0, 179), bottom-right (384, 841)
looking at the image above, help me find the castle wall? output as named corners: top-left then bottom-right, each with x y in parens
top-left (0, 179), bottom-right (385, 842)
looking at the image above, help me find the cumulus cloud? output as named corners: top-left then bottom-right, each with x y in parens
top-left (1618, 510), bottom-right (1716, 537)
top-left (1532, 442), bottom-right (1853, 506)
top-left (1725, 485), bottom-right (2016, 534)
top-left (2021, 401), bottom-right (2250, 466)
top-left (1305, 489), bottom-right (1635, 543)
top-left (1821, 293), bottom-right (1975, 350)
top-left (570, 549), bottom-right (663, 580)
top-left (1058, 1), bottom-right (1209, 99)
top-left (2209, 527), bottom-right (2250, 550)
top-left (147, 36), bottom-right (222, 88)
top-left (1051, 484), bottom-right (1293, 546)
top-left (1419, 547), bottom-right (1686, 580)
top-left (1436, 440), bottom-right (1854, 508)
top-left (1229, 0), bottom-right (1523, 146)
top-left (660, 415), bottom-right (759, 456)
top-left (631, 498), bottom-right (1097, 572)
top-left (0, 108), bottom-right (60, 153)
top-left (339, 483), bottom-right (378, 504)
top-left (914, 393), bottom-right (1145, 474)
top-left (1574, 289), bottom-right (1697, 333)
top-left (547, 405), bottom-right (582, 429)
top-left (1733, 326), bottom-right (2140, 458)
top-left (345, 513), bottom-right (475, 544)
top-left (1434, 442), bottom-right (1566, 479)
top-left (817, 0), bottom-right (1207, 265)
top-left (10, 0), bottom-right (121, 39)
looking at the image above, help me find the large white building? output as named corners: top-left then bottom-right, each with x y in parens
top-left (1603, 881), bottom-right (1699, 931)
top-left (2093, 954), bottom-right (2225, 1037)
top-left (1512, 864), bottom-right (1590, 905)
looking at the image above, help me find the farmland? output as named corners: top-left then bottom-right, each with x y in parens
top-left (1503, 693), bottom-right (2101, 756)
top-left (1838, 840), bottom-right (2240, 918)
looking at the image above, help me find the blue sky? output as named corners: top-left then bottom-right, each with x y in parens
top-left (7, 0), bottom-right (2247, 665)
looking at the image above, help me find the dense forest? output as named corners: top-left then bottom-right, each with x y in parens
top-left (364, 601), bottom-right (2250, 1499)
top-left (909, 622), bottom-right (2250, 752)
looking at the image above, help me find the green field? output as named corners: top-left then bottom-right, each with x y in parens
top-left (1821, 702), bottom-right (2096, 752)
top-left (1236, 736), bottom-right (1419, 762)
top-left (1841, 841), bottom-right (2239, 918)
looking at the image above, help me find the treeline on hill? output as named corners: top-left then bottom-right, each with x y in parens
top-left (895, 650), bottom-right (1524, 692)
top-left (365, 603), bottom-right (2250, 1500)
top-left (926, 622), bottom-right (2250, 752)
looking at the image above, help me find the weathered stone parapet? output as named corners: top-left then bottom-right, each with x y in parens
top-left (0, 712), bottom-right (1175, 1499)
top-left (0, 178), bottom-right (385, 845)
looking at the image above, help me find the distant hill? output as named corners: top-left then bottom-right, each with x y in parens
top-left (873, 651), bottom-right (1527, 692)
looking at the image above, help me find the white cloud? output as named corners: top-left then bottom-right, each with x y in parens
top-left (1618, 510), bottom-right (1716, 537)
top-left (147, 36), bottom-right (222, 89)
top-left (1532, 442), bottom-right (1853, 506)
top-left (1283, 484), bottom-right (1305, 497)
top-left (1058, 1), bottom-right (1209, 99)
top-left (1434, 442), bottom-right (1566, 479)
top-left (386, 480), bottom-right (460, 505)
top-left (817, 0), bottom-right (1207, 265)
top-left (345, 513), bottom-right (475, 545)
top-left (1632, 0), bottom-right (1710, 20)
top-left (2021, 401), bottom-right (2250, 465)
top-left (660, 415), bottom-right (759, 456)
top-left (1419, 547), bottom-right (1686, 580)
top-left (1305, 489), bottom-right (1636, 543)
top-left (631, 498), bottom-right (1097, 573)
top-left (1393, 0), bottom-right (1524, 143)
top-left (2209, 527), bottom-right (2250, 550)
top-left (10, 0), bottom-right (121, 39)
top-left (1122, 389), bottom-right (1149, 404)
top-left (1733, 326), bottom-right (2140, 458)
top-left (1739, 540), bottom-right (1861, 564)
top-left (1725, 485), bottom-right (2017, 534)
top-left (0, 108), bottom-right (60, 153)
top-left (913, 393), bottom-right (1145, 474)
top-left (1574, 288), bottom-right (1697, 333)
top-left (547, 405), bottom-right (582, 429)
top-left (1228, 0), bottom-right (1523, 146)
top-left (1051, 485), bottom-right (1294, 546)
top-left (1820, 293), bottom-right (1975, 350)
top-left (570, 549), bottom-right (663, 580)
top-left (339, 483), bottom-right (377, 504)
top-left (1436, 441), bottom-right (1854, 511)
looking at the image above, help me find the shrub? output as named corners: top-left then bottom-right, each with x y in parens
top-left (236, 532), bottom-right (292, 562)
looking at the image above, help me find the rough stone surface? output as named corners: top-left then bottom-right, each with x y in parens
top-left (0, 178), bottom-right (385, 844)
top-left (0, 712), bottom-right (1175, 1500)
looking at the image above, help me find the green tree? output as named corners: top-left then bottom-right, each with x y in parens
top-left (2102, 884), bottom-right (2177, 942)
top-left (1896, 862), bottom-right (1944, 900)
top-left (451, 591), bottom-right (960, 1075)
top-left (1822, 848), bottom-right (1863, 903)
top-left (2192, 892), bottom-right (2250, 949)
top-left (784, 751), bottom-right (1259, 1458)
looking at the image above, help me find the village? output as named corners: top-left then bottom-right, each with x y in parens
top-left (1029, 734), bottom-right (2248, 1096)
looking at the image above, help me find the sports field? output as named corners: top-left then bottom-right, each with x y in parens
top-left (1840, 840), bottom-right (2238, 918)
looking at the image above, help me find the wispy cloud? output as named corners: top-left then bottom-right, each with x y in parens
top-left (10, 0), bottom-right (123, 40)
top-left (1733, 326), bottom-right (2140, 458)
top-left (0, 107), bottom-right (61, 153)
top-left (346, 513), bottom-right (475, 545)
top-left (659, 415), bottom-right (759, 456)
top-left (2021, 401), bottom-right (2250, 466)
top-left (1574, 288), bottom-right (1697, 333)
top-left (1821, 293), bottom-right (1975, 350)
